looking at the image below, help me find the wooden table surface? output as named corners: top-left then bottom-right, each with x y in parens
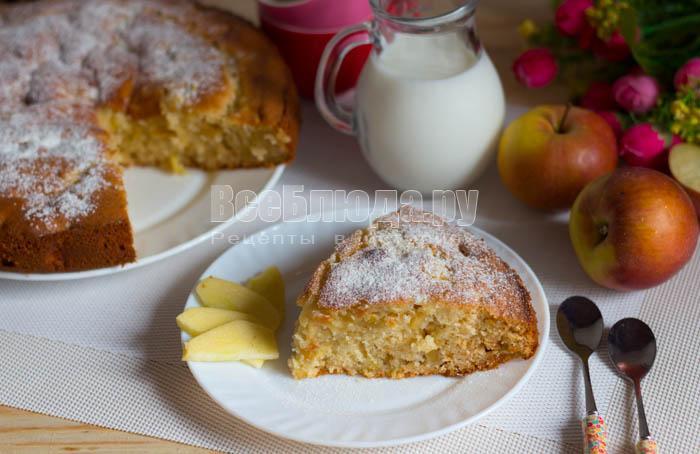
top-left (0, 406), bottom-right (209, 453)
top-left (0, 2), bottom-right (557, 452)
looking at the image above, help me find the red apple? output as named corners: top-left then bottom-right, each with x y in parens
top-left (498, 105), bottom-right (618, 211)
top-left (570, 167), bottom-right (699, 291)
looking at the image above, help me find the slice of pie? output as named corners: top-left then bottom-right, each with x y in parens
top-left (289, 206), bottom-right (539, 379)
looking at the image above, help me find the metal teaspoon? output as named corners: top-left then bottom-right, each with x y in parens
top-left (608, 318), bottom-right (658, 454)
top-left (557, 296), bottom-right (608, 454)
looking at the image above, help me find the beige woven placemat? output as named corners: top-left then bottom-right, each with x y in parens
top-left (605, 254), bottom-right (700, 453)
top-left (0, 330), bottom-right (574, 453)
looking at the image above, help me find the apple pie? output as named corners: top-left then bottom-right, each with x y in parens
top-left (289, 206), bottom-right (539, 379)
top-left (0, 0), bottom-right (299, 272)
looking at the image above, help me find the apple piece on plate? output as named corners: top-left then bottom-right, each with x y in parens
top-left (245, 266), bottom-right (285, 316)
top-left (499, 105), bottom-right (618, 211)
top-left (182, 320), bottom-right (279, 362)
top-left (243, 359), bottom-right (265, 368)
top-left (196, 277), bottom-right (281, 329)
top-left (669, 143), bottom-right (700, 218)
top-left (570, 167), bottom-right (699, 290)
top-left (176, 307), bottom-right (265, 336)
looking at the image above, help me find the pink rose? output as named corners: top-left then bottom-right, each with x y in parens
top-left (597, 111), bottom-right (623, 140)
top-left (592, 31), bottom-right (630, 62)
top-left (512, 48), bottom-right (558, 88)
top-left (555, 0), bottom-right (593, 37)
top-left (619, 123), bottom-right (670, 169)
top-left (612, 74), bottom-right (660, 114)
top-left (674, 57), bottom-right (700, 90)
top-left (581, 82), bottom-right (616, 111)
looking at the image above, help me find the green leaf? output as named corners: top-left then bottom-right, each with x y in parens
top-left (625, 1), bottom-right (700, 83)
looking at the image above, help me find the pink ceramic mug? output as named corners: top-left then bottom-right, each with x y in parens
top-left (259, 0), bottom-right (372, 31)
top-left (258, 0), bottom-right (372, 98)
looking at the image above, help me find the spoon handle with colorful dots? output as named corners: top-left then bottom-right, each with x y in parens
top-left (583, 412), bottom-right (608, 453)
top-left (636, 437), bottom-right (658, 454)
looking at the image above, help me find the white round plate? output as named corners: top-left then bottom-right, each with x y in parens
top-left (0, 166), bottom-right (284, 281)
top-left (183, 213), bottom-right (549, 448)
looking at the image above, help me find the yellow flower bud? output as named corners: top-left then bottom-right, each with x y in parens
top-left (517, 19), bottom-right (538, 40)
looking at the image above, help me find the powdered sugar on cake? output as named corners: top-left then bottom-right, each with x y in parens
top-left (317, 207), bottom-right (530, 316)
top-left (0, 0), bottom-right (229, 107)
top-left (126, 15), bottom-right (229, 107)
top-left (0, 0), bottom-right (233, 228)
top-left (0, 111), bottom-right (113, 231)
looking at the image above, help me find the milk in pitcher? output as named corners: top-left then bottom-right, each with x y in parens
top-left (355, 33), bottom-right (505, 193)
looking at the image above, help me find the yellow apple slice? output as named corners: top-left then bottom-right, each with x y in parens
top-left (245, 266), bottom-right (285, 316)
top-left (670, 143), bottom-right (700, 217)
top-left (182, 320), bottom-right (279, 362)
top-left (196, 277), bottom-right (281, 330)
top-left (176, 307), bottom-right (266, 336)
top-left (242, 359), bottom-right (265, 368)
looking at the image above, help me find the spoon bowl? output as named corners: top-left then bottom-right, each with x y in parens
top-left (557, 296), bottom-right (604, 358)
top-left (608, 318), bottom-right (657, 382)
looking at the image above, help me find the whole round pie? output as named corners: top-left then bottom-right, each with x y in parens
top-left (0, 0), bottom-right (300, 272)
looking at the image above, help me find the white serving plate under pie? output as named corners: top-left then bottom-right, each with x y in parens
top-left (0, 165), bottom-right (284, 281)
top-left (183, 213), bottom-right (550, 448)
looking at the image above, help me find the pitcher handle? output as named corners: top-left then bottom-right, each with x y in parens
top-left (315, 22), bottom-right (372, 135)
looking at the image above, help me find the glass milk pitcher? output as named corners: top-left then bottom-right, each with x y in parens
top-left (316, 0), bottom-right (505, 194)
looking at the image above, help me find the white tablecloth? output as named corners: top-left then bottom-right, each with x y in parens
top-left (1, 1), bottom-right (698, 453)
